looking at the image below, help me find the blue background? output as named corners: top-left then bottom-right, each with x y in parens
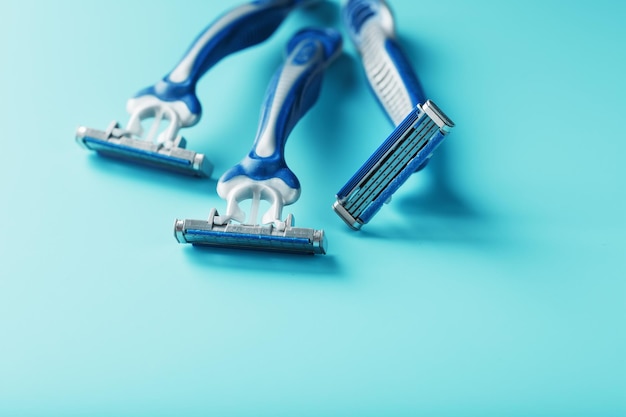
top-left (1, 0), bottom-right (624, 415)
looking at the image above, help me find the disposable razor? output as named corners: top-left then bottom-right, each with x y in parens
top-left (76, 0), bottom-right (316, 177)
top-left (333, 0), bottom-right (455, 229)
top-left (175, 27), bottom-right (342, 254)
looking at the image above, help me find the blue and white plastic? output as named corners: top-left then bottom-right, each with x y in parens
top-left (76, 0), bottom-right (315, 177)
top-left (174, 27), bottom-right (342, 254)
top-left (333, 0), bottom-right (455, 229)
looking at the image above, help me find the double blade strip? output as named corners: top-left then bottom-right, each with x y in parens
top-left (76, 126), bottom-right (212, 178)
top-left (174, 219), bottom-right (327, 255)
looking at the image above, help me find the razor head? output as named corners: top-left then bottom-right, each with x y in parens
top-left (75, 122), bottom-right (212, 178)
top-left (174, 210), bottom-right (327, 255)
top-left (334, 99), bottom-right (454, 229)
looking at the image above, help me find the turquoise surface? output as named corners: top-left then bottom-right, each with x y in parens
top-left (1, 1), bottom-right (624, 415)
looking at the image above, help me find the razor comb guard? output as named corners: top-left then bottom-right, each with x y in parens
top-left (77, 0), bottom-right (312, 177)
top-left (175, 27), bottom-right (342, 254)
top-left (333, 0), bottom-right (455, 229)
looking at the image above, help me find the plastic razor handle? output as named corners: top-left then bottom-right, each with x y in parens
top-left (216, 27), bottom-right (342, 225)
top-left (342, 0), bottom-right (425, 126)
top-left (127, 0), bottom-right (314, 141)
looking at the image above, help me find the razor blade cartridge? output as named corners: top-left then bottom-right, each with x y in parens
top-left (334, 100), bottom-right (454, 229)
top-left (76, 122), bottom-right (212, 177)
top-left (174, 210), bottom-right (326, 255)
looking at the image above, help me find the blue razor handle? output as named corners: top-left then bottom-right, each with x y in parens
top-left (216, 27), bottom-right (342, 226)
top-left (77, 0), bottom-right (318, 178)
top-left (126, 0), bottom-right (316, 143)
top-left (343, 0), bottom-right (425, 126)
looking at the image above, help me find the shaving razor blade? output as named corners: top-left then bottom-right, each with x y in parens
top-left (333, 0), bottom-right (455, 229)
top-left (76, 122), bottom-right (210, 176)
top-left (334, 100), bottom-right (453, 228)
top-left (76, 0), bottom-right (316, 177)
top-left (175, 211), bottom-right (326, 254)
top-left (175, 27), bottom-right (342, 254)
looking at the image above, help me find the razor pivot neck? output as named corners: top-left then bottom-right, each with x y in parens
top-left (216, 27), bottom-right (342, 227)
top-left (126, 0), bottom-right (310, 145)
top-left (343, 0), bottom-right (426, 126)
